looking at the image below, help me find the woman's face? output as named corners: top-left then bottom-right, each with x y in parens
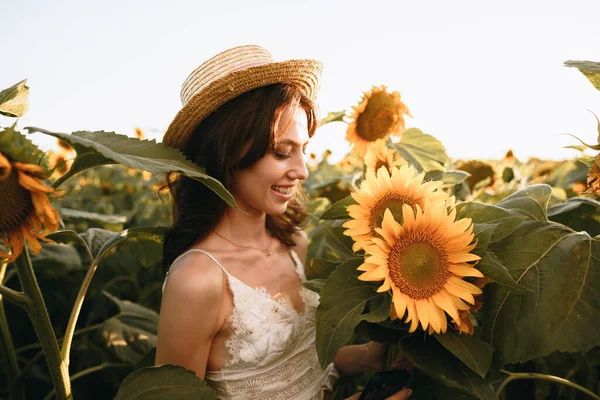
top-left (232, 106), bottom-right (310, 216)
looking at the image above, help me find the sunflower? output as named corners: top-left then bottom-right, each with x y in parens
top-left (451, 276), bottom-right (492, 335)
top-left (346, 86), bottom-right (411, 157)
top-left (364, 140), bottom-right (404, 175)
top-left (342, 164), bottom-right (452, 251)
top-left (0, 151), bottom-right (60, 263)
top-left (358, 204), bottom-right (484, 334)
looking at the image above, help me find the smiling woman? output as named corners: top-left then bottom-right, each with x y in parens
top-left (154, 45), bottom-right (413, 400)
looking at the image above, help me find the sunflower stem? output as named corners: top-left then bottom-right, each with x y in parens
top-left (61, 258), bottom-right (99, 372)
top-left (0, 283), bottom-right (28, 307)
top-left (14, 247), bottom-right (72, 399)
top-left (0, 260), bottom-right (26, 400)
top-left (496, 369), bottom-right (600, 400)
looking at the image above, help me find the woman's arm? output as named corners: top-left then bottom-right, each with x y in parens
top-left (155, 253), bottom-right (225, 379)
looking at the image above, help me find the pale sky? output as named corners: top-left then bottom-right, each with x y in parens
top-left (2, 0), bottom-right (600, 163)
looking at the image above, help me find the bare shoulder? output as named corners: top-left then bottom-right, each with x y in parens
top-left (161, 251), bottom-right (225, 309)
top-left (292, 229), bottom-right (309, 266)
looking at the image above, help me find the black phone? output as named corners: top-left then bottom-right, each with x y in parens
top-left (358, 369), bottom-right (411, 400)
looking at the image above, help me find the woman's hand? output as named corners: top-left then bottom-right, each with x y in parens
top-left (345, 387), bottom-right (413, 400)
top-left (364, 342), bottom-right (414, 372)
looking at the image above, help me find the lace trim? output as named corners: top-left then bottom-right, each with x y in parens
top-left (209, 346), bottom-right (327, 399)
top-left (219, 249), bottom-right (317, 368)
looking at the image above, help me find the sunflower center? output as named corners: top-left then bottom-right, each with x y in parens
top-left (0, 169), bottom-right (33, 233)
top-left (356, 92), bottom-right (399, 141)
top-left (369, 193), bottom-right (416, 234)
top-left (388, 232), bottom-right (449, 299)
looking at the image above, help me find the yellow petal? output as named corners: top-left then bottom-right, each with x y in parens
top-left (0, 152), bottom-right (12, 179)
top-left (447, 252), bottom-right (481, 263)
top-left (448, 264), bottom-right (485, 278)
top-left (431, 290), bottom-right (460, 322)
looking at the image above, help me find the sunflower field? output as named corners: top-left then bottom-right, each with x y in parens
top-left (0, 61), bottom-right (600, 400)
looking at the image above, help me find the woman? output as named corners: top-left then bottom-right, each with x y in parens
top-left (156, 45), bottom-right (412, 400)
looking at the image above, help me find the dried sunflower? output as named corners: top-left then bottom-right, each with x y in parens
top-left (364, 140), bottom-right (404, 175)
top-left (358, 204), bottom-right (484, 334)
top-left (0, 151), bottom-right (59, 263)
top-left (346, 86), bottom-right (411, 157)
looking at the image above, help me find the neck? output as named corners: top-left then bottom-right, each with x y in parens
top-left (214, 204), bottom-right (270, 245)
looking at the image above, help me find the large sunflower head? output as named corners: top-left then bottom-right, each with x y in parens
top-left (0, 151), bottom-right (60, 263)
top-left (346, 86), bottom-right (411, 157)
top-left (342, 164), bottom-right (453, 251)
top-left (358, 204), bottom-right (484, 334)
top-left (364, 140), bottom-right (405, 175)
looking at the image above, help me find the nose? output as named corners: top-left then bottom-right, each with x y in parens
top-left (289, 152), bottom-right (309, 181)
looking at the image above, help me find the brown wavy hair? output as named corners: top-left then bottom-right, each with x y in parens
top-left (162, 83), bottom-right (318, 273)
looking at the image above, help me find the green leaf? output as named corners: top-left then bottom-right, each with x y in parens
top-left (478, 251), bottom-right (530, 294)
top-left (320, 195), bottom-right (357, 220)
top-left (306, 258), bottom-right (340, 280)
top-left (548, 197), bottom-right (600, 237)
top-left (29, 243), bottom-right (83, 277)
top-left (400, 335), bottom-right (496, 400)
top-left (495, 184), bottom-right (552, 221)
top-left (482, 221), bottom-right (600, 365)
top-left (0, 79), bottom-right (29, 117)
top-left (61, 207), bottom-right (128, 225)
top-left (434, 333), bottom-right (494, 379)
top-left (564, 60), bottom-right (600, 91)
top-left (316, 258), bottom-right (391, 368)
top-left (472, 223), bottom-right (497, 256)
top-left (114, 364), bottom-right (216, 399)
top-left (324, 225), bottom-right (356, 259)
top-left (0, 125), bottom-right (48, 167)
top-left (319, 110), bottom-right (346, 126)
top-left (300, 278), bottom-right (325, 294)
top-left (25, 128), bottom-right (237, 209)
top-left (425, 170), bottom-right (471, 186)
top-left (391, 128), bottom-right (449, 172)
top-left (456, 202), bottom-right (524, 242)
top-left (101, 291), bottom-right (159, 364)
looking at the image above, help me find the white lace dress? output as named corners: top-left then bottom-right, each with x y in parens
top-left (164, 248), bottom-right (339, 400)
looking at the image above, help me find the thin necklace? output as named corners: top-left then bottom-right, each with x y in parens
top-left (212, 230), bottom-right (273, 257)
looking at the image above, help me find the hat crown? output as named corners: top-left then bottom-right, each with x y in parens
top-left (180, 45), bottom-right (274, 105)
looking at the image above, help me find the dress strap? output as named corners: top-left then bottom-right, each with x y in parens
top-left (167, 248), bottom-right (232, 278)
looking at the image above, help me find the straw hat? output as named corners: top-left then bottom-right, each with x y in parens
top-left (163, 45), bottom-right (323, 150)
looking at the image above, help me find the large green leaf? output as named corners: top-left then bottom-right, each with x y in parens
top-left (316, 258), bottom-right (391, 368)
top-left (477, 251), bottom-right (529, 293)
top-left (25, 128), bottom-right (237, 208)
top-left (0, 79), bottom-right (29, 117)
top-left (61, 207), bottom-right (128, 225)
top-left (482, 221), bottom-right (600, 365)
top-left (425, 169), bottom-right (470, 186)
top-left (324, 225), bottom-right (356, 260)
top-left (495, 184), bottom-right (552, 221)
top-left (320, 195), bottom-right (357, 220)
top-left (391, 128), bottom-right (448, 172)
top-left (434, 333), bottom-right (494, 379)
top-left (456, 202), bottom-right (524, 243)
top-left (114, 364), bottom-right (216, 400)
top-left (29, 243), bottom-right (83, 277)
top-left (0, 125), bottom-right (47, 167)
top-left (400, 335), bottom-right (496, 400)
top-left (548, 197), bottom-right (600, 237)
top-left (564, 60), bottom-right (600, 91)
top-left (100, 291), bottom-right (158, 364)
top-left (306, 258), bottom-right (340, 280)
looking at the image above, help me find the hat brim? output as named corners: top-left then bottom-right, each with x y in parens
top-left (163, 59), bottom-right (323, 150)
